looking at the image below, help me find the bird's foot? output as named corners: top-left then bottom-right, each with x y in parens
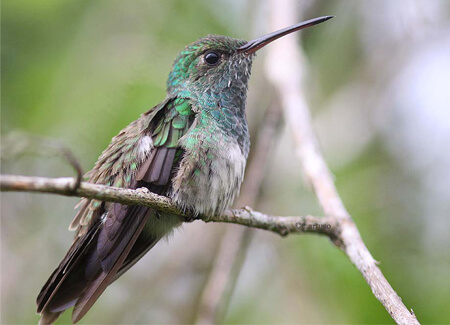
top-left (183, 208), bottom-right (201, 223)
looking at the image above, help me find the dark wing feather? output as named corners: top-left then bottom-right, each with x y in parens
top-left (148, 146), bottom-right (169, 183)
top-left (37, 97), bottom-right (194, 324)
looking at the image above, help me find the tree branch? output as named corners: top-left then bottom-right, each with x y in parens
top-left (0, 174), bottom-right (333, 237)
top-left (264, 0), bottom-right (420, 324)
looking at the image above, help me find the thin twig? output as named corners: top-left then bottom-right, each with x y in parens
top-left (1, 132), bottom-right (83, 190)
top-left (264, 0), bottom-right (420, 324)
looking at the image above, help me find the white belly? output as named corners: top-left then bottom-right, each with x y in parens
top-left (170, 139), bottom-right (247, 216)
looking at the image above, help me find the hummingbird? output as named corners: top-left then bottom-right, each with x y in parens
top-left (36, 16), bottom-right (332, 324)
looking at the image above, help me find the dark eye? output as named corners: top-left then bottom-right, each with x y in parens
top-left (204, 51), bottom-right (220, 66)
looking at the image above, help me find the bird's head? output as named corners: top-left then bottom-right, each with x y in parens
top-left (166, 35), bottom-right (251, 98)
top-left (167, 16), bottom-right (333, 101)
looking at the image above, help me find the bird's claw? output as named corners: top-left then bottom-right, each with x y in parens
top-left (243, 206), bottom-right (254, 213)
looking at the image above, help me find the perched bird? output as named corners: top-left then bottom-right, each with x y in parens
top-left (37, 16), bottom-right (333, 324)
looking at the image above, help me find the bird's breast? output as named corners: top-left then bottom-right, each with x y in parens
top-left (170, 133), bottom-right (247, 216)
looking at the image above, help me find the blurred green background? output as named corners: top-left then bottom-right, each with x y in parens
top-left (2, 0), bottom-right (450, 324)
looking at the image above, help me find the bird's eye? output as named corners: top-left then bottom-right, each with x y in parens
top-left (204, 51), bottom-right (220, 66)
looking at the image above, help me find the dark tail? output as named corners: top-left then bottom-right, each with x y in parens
top-left (37, 205), bottom-right (153, 324)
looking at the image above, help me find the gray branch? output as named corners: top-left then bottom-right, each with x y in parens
top-left (0, 174), bottom-right (332, 237)
top-left (264, 0), bottom-right (420, 323)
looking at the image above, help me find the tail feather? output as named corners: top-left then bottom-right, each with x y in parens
top-left (37, 205), bottom-right (152, 324)
top-left (37, 225), bottom-right (101, 314)
top-left (38, 310), bottom-right (61, 325)
top-left (72, 208), bottom-right (151, 323)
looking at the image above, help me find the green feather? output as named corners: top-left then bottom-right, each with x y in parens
top-left (164, 108), bottom-right (178, 122)
top-left (172, 116), bottom-right (186, 129)
top-left (153, 120), bottom-right (165, 135)
top-left (168, 129), bottom-right (182, 147)
top-left (154, 122), bottom-right (170, 146)
top-left (175, 100), bottom-right (192, 116)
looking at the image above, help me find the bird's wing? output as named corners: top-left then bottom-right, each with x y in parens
top-left (37, 97), bottom-right (195, 324)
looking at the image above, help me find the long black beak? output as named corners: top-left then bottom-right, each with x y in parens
top-left (237, 16), bottom-right (334, 55)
